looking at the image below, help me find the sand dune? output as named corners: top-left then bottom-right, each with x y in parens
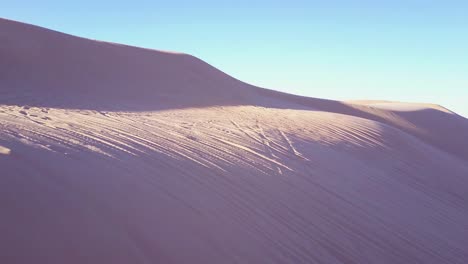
top-left (1, 18), bottom-right (468, 263)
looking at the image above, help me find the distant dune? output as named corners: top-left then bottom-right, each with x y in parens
top-left (1, 18), bottom-right (468, 264)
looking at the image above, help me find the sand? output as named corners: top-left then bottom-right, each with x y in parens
top-left (1, 17), bottom-right (468, 264)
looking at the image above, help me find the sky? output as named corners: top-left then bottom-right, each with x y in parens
top-left (3, 1), bottom-right (468, 117)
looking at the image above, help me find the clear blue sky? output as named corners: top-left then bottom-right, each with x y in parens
top-left (3, 1), bottom-right (468, 117)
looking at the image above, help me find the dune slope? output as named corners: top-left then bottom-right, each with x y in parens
top-left (1, 18), bottom-right (468, 264)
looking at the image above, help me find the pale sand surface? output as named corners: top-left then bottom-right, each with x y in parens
top-left (1, 18), bottom-right (468, 263)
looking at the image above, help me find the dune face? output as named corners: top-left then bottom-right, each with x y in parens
top-left (1, 18), bottom-right (468, 264)
top-left (0, 18), bottom-right (256, 110)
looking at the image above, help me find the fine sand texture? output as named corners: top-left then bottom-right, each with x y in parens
top-left (1, 18), bottom-right (468, 264)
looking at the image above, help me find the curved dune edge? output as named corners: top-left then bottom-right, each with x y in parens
top-left (347, 100), bottom-right (456, 114)
top-left (1, 18), bottom-right (468, 264)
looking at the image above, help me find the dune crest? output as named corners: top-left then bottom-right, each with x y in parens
top-left (1, 18), bottom-right (468, 264)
